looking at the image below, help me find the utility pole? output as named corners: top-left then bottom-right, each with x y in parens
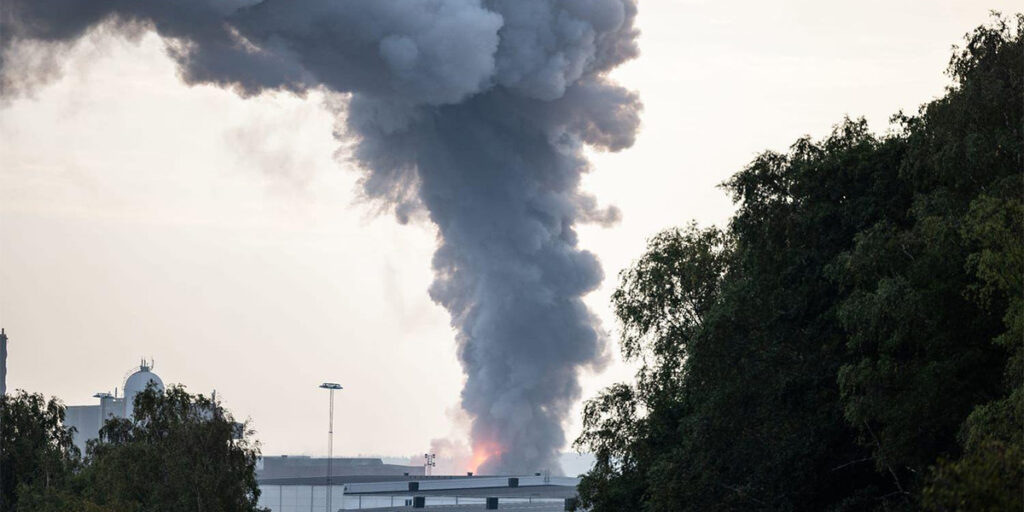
top-left (319, 383), bottom-right (342, 512)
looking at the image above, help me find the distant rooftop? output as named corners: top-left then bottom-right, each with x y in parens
top-left (257, 455), bottom-right (425, 480)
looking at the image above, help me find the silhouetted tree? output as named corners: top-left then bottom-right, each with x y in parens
top-left (0, 392), bottom-right (79, 510)
top-left (2, 386), bottom-right (265, 512)
top-left (80, 385), bottom-right (265, 512)
top-left (576, 13), bottom-right (1022, 511)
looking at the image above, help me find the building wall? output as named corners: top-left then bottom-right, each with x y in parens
top-left (255, 485), bottom-right (567, 512)
top-left (257, 485), bottom-right (345, 512)
top-left (65, 405), bottom-right (101, 455)
top-left (65, 396), bottom-right (124, 454)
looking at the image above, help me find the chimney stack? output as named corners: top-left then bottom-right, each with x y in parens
top-left (1, 328), bottom-right (7, 396)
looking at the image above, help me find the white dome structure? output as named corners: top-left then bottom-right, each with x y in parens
top-left (123, 360), bottom-right (164, 418)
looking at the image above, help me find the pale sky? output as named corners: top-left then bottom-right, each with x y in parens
top-left (0, 1), bottom-right (1013, 460)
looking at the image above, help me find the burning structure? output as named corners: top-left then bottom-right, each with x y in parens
top-left (1, 0), bottom-right (642, 474)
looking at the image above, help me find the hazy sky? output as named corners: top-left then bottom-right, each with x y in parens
top-left (1, 0), bottom-right (1014, 460)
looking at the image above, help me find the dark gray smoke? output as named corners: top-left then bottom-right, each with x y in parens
top-left (1, 0), bottom-right (641, 474)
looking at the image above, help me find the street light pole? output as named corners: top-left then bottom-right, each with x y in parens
top-left (319, 383), bottom-right (342, 512)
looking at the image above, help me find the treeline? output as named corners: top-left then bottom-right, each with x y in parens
top-left (1, 387), bottom-right (264, 512)
top-left (576, 15), bottom-right (1021, 511)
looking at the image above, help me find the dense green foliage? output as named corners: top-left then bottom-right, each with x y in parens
top-left (1, 387), bottom-right (265, 512)
top-left (576, 15), bottom-right (1022, 511)
top-left (0, 392), bottom-right (80, 510)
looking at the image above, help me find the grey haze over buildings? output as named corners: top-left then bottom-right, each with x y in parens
top-left (0, 0), bottom-right (1012, 470)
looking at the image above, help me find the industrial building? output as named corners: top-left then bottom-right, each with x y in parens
top-left (0, 336), bottom-right (583, 510)
top-left (253, 456), bottom-right (583, 510)
top-left (259, 456), bottom-right (426, 479)
top-left (254, 452), bottom-right (582, 510)
top-left (64, 359), bottom-right (165, 454)
top-left (256, 473), bottom-right (581, 511)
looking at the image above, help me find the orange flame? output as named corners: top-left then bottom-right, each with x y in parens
top-left (468, 441), bottom-right (502, 473)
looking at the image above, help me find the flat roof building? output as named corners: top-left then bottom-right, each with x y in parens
top-left (258, 456), bottom-right (425, 480)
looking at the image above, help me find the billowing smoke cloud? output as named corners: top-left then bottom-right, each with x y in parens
top-left (407, 438), bottom-right (473, 476)
top-left (2, 0), bottom-right (641, 474)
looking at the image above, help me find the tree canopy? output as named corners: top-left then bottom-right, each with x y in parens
top-left (576, 14), bottom-right (1022, 511)
top-left (1, 386), bottom-right (265, 512)
top-left (0, 391), bottom-right (80, 510)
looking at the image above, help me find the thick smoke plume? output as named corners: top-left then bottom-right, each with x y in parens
top-left (2, 0), bottom-right (641, 474)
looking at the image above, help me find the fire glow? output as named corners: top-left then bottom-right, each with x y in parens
top-left (469, 441), bottom-right (503, 474)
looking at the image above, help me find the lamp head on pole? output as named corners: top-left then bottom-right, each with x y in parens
top-left (319, 383), bottom-right (343, 390)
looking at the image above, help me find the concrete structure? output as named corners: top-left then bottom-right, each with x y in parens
top-left (64, 360), bottom-right (165, 454)
top-left (1, 328), bottom-right (7, 396)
